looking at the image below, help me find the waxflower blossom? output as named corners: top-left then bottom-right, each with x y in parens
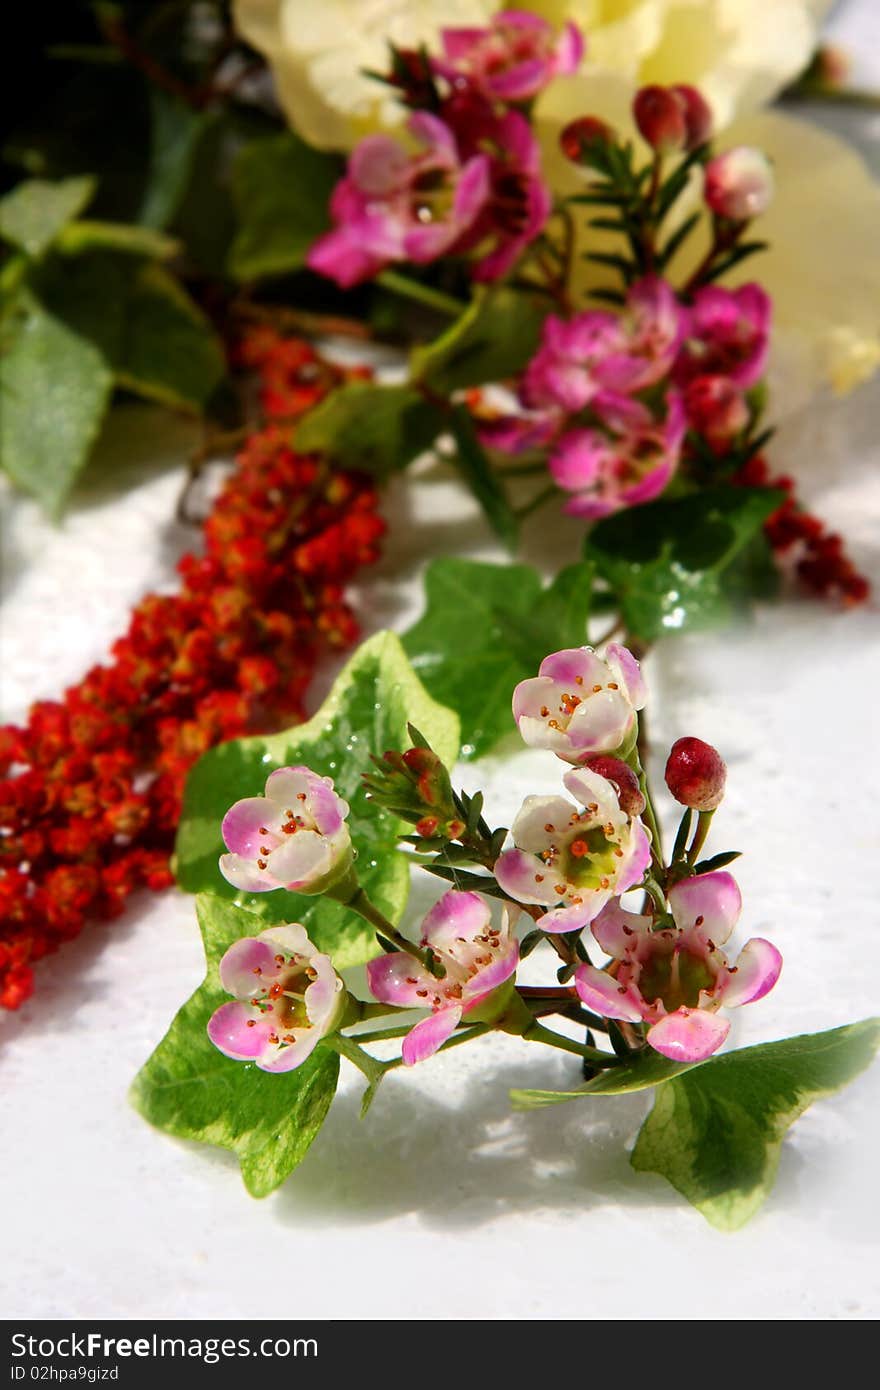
top-left (444, 103), bottom-right (552, 281)
top-left (495, 766), bottom-right (651, 933)
top-left (219, 766), bottom-right (353, 895)
top-left (549, 393), bottom-right (685, 520)
top-left (512, 644), bottom-right (646, 762)
top-left (366, 890), bottom-right (518, 1065)
top-left (207, 924), bottom-right (346, 1071)
top-left (524, 277), bottom-right (684, 413)
top-left (433, 9), bottom-right (584, 103)
top-left (704, 146), bottom-right (775, 222)
top-left (307, 112), bottom-right (490, 288)
top-left (575, 871), bottom-right (782, 1061)
top-left (675, 283), bottom-right (771, 389)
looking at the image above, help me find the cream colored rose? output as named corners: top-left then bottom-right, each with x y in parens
top-left (234, 0), bottom-right (831, 147)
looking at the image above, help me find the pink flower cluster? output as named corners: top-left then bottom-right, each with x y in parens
top-left (308, 10), bottom-right (581, 287)
top-left (482, 276), bottom-right (770, 518)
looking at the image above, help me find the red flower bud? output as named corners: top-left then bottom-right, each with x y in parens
top-left (633, 85), bottom-right (687, 152)
top-left (579, 754), bottom-right (646, 817)
top-left (560, 116), bottom-right (615, 168)
top-left (684, 374), bottom-right (749, 449)
top-left (670, 84), bottom-right (713, 150)
top-left (664, 737), bottom-right (727, 811)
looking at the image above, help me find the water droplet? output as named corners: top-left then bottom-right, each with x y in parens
top-left (461, 743), bottom-right (475, 757)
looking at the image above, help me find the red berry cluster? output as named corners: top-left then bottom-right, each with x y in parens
top-left (733, 455), bottom-right (870, 605)
top-left (0, 334), bottom-right (385, 1011)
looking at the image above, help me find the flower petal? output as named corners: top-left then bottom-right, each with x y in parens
top-left (221, 797), bottom-right (284, 856)
top-left (647, 1008), bottom-right (730, 1062)
top-left (218, 937), bottom-right (282, 999)
top-left (509, 794), bottom-right (578, 853)
top-left (591, 899), bottom-right (651, 959)
top-left (574, 963), bottom-right (645, 1022)
top-left (265, 832), bottom-right (331, 891)
top-left (218, 853), bottom-right (278, 893)
top-left (258, 1028), bottom-right (321, 1073)
top-left (207, 1001), bottom-right (273, 1061)
top-left (669, 870), bottom-right (742, 945)
top-left (366, 952), bottom-right (435, 1007)
top-left (718, 937), bottom-right (783, 1008)
top-left (462, 939), bottom-right (519, 1005)
top-left (401, 1004), bottom-right (462, 1066)
top-left (420, 889), bottom-right (490, 950)
top-left (605, 643), bottom-right (647, 709)
top-left (495, 848), bottom-right (562, 906)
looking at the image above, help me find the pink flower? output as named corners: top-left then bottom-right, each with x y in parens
top-left (675, 283), bottom-right (771, 388)
top-left (452, 108), bottom-right (552, 281)
top-left (207, 924), bottom-right (346, 1072)
top-left (549, 393), bottom-right (685, 519)
top-left (434, 9), bottom-right (584, 103)
top-left (366, 890), bottom-right (518, 1065)
top-left (307, 113), bottom-right (490, 288)
top-left (704, 146), bottom-right (774, 222)
top-left (495, 766), bottom-right (651, 933)
top-left (682, 373), bottom-right (749, 449)
top-left (512, 643), bottom-right (646, 762)
top-left (219, 765), bottom-right (352, 895)
top-left (523, 278), bottom-right (684, 411)
top-left (575, 871), bottom-right (783, 1062)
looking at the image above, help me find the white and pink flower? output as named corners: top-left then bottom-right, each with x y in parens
top-left (434, 9), bottom-right (584, 104)
top-left (207, 924), bottom-right (346, 1072)
top-left (704, 146), bottom-right (775, 223)
top-left (219, 765), bottom-right (352, 896)
top-left (549, 392), bottom-right (685, 520)
top-left (307, 112), bottom-right (490, 288)
top-left (512, 643), bottom-right (646, 762)
top-left (495, 766), bottom-right (651, 933)
top-left (366, 890), bottom-right (519, 1065)
top-left (575, 871), bottom-right (783, 1062)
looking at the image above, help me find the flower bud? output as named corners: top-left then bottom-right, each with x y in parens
top-left (671, 84), bottom-right (713, 150)
top-left (363, 737), bottom-right (463, 840)
top-left (664, 737), bottom-right (727, 811)
top-left (633, 85), bottom-right (687, 152)
top-left (559, 116), bottom-right (615, 169)
top-left (579, 754), bottom-right (646, 817)
top-left (683, 374), bottom-right (749, 449)
top-left (704, 147), bottom-right (774, 222)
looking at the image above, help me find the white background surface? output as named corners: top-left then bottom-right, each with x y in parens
top-left (2, 3), bottom-right (880, 1322)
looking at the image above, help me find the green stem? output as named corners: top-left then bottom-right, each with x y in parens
top-left (686, 809), bottom-right (715, 867)
top-left (515, 484), bottom-right (558, 521)
top-left (344, 886), bottom-right (434, 969)
top-left (376, 269), bottom-right (465, 318)
top-left (522, 1018), bottom-right (618, 1066)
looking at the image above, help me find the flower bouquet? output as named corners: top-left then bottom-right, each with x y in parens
top-left (2, 2), bottom-right (878, 1240)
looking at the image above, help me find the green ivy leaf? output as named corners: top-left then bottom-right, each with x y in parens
top-left (295, 382), bottom-right (444, 478)
top-left (584, 486), bottom-right (784, 642)
top-left (0, 176), bottom-right (96, 258)
top-left (113, 260), bottom-right (225, 411)
top-left (130, 894), bottom-right (340, 1198)
top-left (411, 287), bottom-right (545, 393)
top-left (1, 248), bottom-right (225, 512)
top-left (632, 1019), bottom-right (880, 1229)
top-left (227, 132), bottom-right (339, 281)
top-left (403, 557), bottom-right (593, 759)
top-left (512, 1019), bottom-right (880, 1229)
top-left (175, 632), bottom-right (460, 967)
top-left (0, 286), bottom-right (113, 516)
